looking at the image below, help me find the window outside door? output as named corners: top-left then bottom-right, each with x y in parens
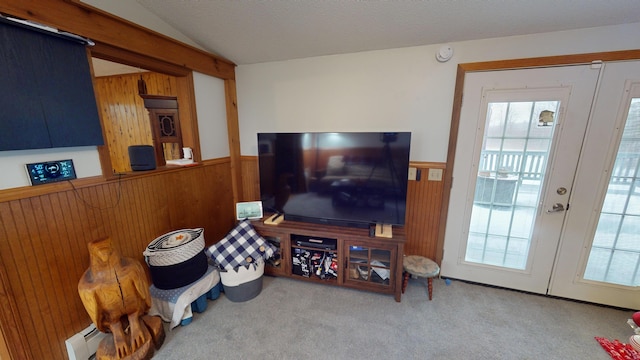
top-left (465, 99), bottom-right (560, 271)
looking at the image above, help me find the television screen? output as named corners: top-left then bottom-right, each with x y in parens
top-left (258, 132), bottom-right (411, 228)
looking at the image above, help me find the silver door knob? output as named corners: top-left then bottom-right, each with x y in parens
top-left (546, 203), bottom-right (565, 213)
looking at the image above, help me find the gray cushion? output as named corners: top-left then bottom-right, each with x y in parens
top-left (403, 255), bottom-right (440, 277)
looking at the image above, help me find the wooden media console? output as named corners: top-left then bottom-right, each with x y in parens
top-left (252, 218), bottom-right (405, 302)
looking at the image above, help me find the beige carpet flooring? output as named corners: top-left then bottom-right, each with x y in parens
top-left (151, 275), bottom-right (634, 359)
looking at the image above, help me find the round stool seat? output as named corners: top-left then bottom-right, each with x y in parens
top-left (403, 255), bottom-right (440, 278)
top-left (402, 255), bottom-right (440, 300)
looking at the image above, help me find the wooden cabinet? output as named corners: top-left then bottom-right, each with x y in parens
top-left (141, 95), bottom-right (183, 166)
top-left (252, 219), bottom-right (405, 302)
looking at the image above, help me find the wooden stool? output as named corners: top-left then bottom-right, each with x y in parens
top-left (402, 255), bottom-right (440, 300)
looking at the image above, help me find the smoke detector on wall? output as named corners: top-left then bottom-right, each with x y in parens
top-left (436, 45), bottom-right (454, 62)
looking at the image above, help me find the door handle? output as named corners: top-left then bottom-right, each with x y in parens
top-left (546, 203), bottom-right (565, 213)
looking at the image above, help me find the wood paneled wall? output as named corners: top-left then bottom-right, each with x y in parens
top-left (0, 158), bottom-right (448, 359)
top-left (241, 156), bottom-right (261, 201)
top-left (241, 157), bottom-right (446, 260)
top-left (0, 161), bottom-right (235, 360)
top-left (94, 72), bottom-right (178, 173)
top-left (404, 163), bottom-right (446, 260)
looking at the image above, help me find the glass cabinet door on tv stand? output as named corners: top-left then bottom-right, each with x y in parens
top-left (344, 240), bottom-right (396, 291)
top-left (259, 228), bottom-right (288, 276)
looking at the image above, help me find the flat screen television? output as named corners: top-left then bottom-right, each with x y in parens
top-left (257, 132), bottom-right (411, 229)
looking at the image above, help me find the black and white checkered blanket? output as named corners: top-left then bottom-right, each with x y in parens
top-left (208, 220), bottom-right (276, 271)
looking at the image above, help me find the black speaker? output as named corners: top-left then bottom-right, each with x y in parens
top-left (128, 145), bottom-right (156, 171)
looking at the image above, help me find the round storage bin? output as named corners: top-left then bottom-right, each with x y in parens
top-left (144, 228), bottom-right (208, 289)
top-left (219, 260), bottom-right (265, 302)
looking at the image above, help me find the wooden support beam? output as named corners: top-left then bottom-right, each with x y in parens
top-left (225, 78), bottom-right (243, 203)
top-left (0, 0), bottom-right (236, 79)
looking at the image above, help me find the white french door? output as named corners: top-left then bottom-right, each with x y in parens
top-left (442, 61), bottom-right (640, 309)
top-left (550, 62), bottom-right (640, 308)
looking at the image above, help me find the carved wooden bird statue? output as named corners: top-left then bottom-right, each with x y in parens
top-left (78, 237), bottom-right (155, 359)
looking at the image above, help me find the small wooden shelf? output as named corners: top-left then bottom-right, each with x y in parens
top-left (253, 217), bottom-right (405, 302)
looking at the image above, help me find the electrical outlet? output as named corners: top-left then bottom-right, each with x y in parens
top-left (408, 167), bottom-right (417, 181)
top-left (428, 169), bottom-right (443, 181)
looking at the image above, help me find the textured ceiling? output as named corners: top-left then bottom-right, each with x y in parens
top-left (134, 0), bottom-right (640, 65)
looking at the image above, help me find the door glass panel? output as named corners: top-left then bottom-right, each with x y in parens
top-left (584, 98), bottom-right (640, 286)
top-left (466, 101), bottom-right (560, 269)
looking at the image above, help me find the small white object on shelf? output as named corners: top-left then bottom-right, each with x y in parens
top-left (166, 158), bottom-right (194, 166)
top-left (183, 147), bottom-right (193, 159)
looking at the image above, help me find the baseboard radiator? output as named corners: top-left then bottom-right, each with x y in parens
top-left (65, 324), bottom-right (108, 360)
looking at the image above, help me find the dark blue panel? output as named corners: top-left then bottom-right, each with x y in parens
top-left (0, 23), bottom-right (51, 150)
top-left (0, 19), bottom-right (103, 151)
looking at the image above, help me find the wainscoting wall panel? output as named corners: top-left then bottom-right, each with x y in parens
top-left (241, 157), bottom-right (446, 261)
top-left (241, 155), bottom-right (261, 201)
top-left (404, 164), bottom-right (446, 260)
top-left (0, 160), bottom-right (235, 360)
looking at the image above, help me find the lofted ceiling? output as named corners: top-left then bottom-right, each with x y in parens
top-left (131, 0), bottom-right (640, 65)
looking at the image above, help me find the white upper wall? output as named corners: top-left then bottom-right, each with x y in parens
top-left (193, 72), bottom-right (229, 160)
top-left (236, 23), bottom-right (640, 162)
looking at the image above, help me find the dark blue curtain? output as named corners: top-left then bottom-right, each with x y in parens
top-left (0, 18), bottom-right (103, 151)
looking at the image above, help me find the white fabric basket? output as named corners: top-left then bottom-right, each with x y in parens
top-left (144, 228), bottom-right (205, 266)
